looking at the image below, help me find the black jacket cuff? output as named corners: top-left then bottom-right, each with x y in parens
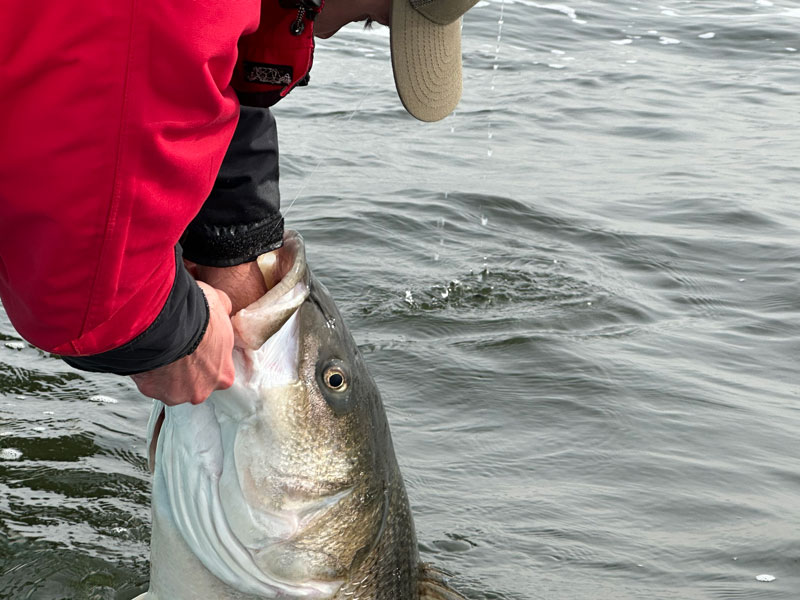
top-left (182, 105), bottom-right (284, 267)
top-left (62, 248), bottom-right (209, 376)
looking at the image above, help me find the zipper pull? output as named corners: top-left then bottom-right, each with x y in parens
top-left (290, 7), bottom-right (306, 36)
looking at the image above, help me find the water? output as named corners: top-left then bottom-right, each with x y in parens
top-left (2, 1), bottom-right (799, 598)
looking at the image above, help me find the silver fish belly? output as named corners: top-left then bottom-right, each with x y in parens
top-left (136, 231), bottom-right (465, 600)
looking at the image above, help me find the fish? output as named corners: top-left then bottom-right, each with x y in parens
top-left (134, 231), bottom-right (466, 600)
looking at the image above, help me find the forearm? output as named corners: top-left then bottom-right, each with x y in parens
top-left (181, 106), bottom-right (284, 268)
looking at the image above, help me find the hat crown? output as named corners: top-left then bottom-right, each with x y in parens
top-left (409, 0), bottom-right (480, 25)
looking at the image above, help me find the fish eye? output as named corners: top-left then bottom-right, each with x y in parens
top-left (316, 359), bottom-right (353, 415)
top-left (324, 367), bottom-right (347, 391)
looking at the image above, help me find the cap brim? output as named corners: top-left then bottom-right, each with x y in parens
top-left (390, 0), bottom-right (463, 122)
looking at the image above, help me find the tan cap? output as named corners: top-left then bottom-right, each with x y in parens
top-left (390, 0), bottom-right (479, 122)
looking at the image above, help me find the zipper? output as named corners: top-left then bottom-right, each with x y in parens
top-left (290, 7), bottom-right (306, 36)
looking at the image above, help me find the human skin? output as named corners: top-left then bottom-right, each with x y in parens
top-left (130, 280), bottom-right (236, 406)
top-left (314, 0), bottom-right (391, 38)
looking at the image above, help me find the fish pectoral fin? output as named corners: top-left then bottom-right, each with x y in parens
top-left (418, 563), bottom-right (468, 600)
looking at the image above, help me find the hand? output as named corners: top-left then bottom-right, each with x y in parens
top-left (130, 281), bottom-right (236, 405)
top-left (184, 258), bottom-right (270, 315)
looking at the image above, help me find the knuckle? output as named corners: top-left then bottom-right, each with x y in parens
top-left (220, 371), bottom-right (235, 389)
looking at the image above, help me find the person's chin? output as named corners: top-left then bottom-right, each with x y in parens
top-left (313, 26), bottom-right (341, 39)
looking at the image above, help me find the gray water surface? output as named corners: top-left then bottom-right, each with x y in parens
top-left (2, 1), bottom-right (799, 598)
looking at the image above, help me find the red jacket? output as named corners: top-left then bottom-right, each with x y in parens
top-left (1, 0), bottom-right (317, 369)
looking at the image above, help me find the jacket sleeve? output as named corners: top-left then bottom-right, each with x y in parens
top-left (0, 0), bottom-right (260, 370)
top-left (181, 105), bottom-right (285, 268)
top-left (63, 106), bottom-right (286, 374)
top-left (60, 247), bottom-right (209, 375)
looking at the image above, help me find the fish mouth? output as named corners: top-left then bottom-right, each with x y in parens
top-left (232, 231), bottom-right (310, 351)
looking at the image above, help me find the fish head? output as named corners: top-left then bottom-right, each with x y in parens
top-left (152, 232), bottom-right (397, 598)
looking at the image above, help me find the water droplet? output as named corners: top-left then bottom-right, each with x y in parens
top-left (89, 395), bottom-right (118, 404)
top-left (0, 448), bottom-right (22, 461)
top-left (480, 215), bottom-right (489, 226)
top-left (487, 149), bottom-right (493, 157)
top-left (404, 291), bottom-right (414, 305)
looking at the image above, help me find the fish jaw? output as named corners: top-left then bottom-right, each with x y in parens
top-left (147, 305), bottom-right (348, 598)
top-left (218, 307), bottom-right (369, 586)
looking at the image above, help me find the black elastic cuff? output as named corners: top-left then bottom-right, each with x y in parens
top-left (181, 214), bottom-right (284, 267)
top-left (62, 248), bottom-right (209, 376)
top-left (182, 105), bottom-right (283, 267)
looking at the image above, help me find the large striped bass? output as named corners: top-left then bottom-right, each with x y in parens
top-left (135, 231), bottom-right (465, 600)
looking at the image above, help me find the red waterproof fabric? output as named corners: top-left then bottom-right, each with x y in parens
top-left (0, 0), bottom-right (259, 355)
